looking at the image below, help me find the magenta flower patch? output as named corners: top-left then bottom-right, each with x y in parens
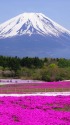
top-left (0, 96), bottom-right (70, 125)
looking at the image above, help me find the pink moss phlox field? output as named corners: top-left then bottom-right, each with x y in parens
top-left (0, 80), bottom-right (70, 89)
top-left (0, 96), bottom-right (70, 125)
top-left (0, 81), bottom-right (70, 90)
top-left (19, 81), bottom-right (70, 89)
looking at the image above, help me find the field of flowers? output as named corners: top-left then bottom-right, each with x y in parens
top-left (0, 96), bottom-right (70, 125)
top-left (0, 81), bottom-right (70, 93)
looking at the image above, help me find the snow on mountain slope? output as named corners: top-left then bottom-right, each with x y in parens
top-left (0, 13), bottom-right (70, 58)
top-left (0, 13), bottom-right (70, 38)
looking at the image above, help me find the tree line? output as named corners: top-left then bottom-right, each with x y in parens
top-left (0, 55), bottom-right (70, 81)
top-left (0, 56), bottom-right (43, 71)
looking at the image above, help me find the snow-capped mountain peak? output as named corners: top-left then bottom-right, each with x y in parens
top-left (0, 12), bottom-right (70, 38)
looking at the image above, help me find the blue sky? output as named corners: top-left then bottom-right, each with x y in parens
top-left (0, 0), bottom-right (70, 30)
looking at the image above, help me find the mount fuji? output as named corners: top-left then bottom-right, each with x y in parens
top-left (0, 12), bottom-right (70, 58)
